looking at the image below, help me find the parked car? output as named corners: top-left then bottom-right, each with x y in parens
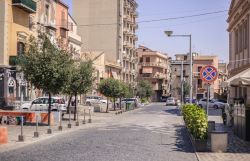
top-left (198, 98), bottom-right (226, 109)
top-left (184, 97), bottom-right (198, 104)
top-left (160, 96), bottom-right (169, 102)
top-left (21, 97), bottom-right (67, 112)
top-left (85, 96), bottom-right (107, 105)
top-left (166, 97), bottom-right (176, 106)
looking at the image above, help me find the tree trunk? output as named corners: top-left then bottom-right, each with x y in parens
top-left (119, 97), bottom-right (122, 110)
top-left (74, 92), bottom-right (77, 121)
top-left (106, 98), bottom-right (109, 113)
top-left (113, 98), bottom-right (116, 111)
top-left (48, 92), bottom-right (51, 126)
top-left (67, 95), bottom-right (73, 114)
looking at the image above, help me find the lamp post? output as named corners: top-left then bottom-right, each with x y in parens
top-left (164, 31), bottom-right (193, 103)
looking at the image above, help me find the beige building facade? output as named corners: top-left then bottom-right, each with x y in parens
top-left (171, 53), bottom-right (220, 100)
top-left (137, 46), bottom-right (171, 102)
top-left (72, 0), bottom-right (138, 86)
top-left (0, 0), bottom-right (37, 106)
top-left (227, 0), bottom-right (250, 105)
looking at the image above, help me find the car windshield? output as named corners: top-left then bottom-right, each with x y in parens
top-left (167, 98), bottom-right (174, 101)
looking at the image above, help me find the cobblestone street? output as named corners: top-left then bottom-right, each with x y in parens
top-left (0, 103), bottom-right (197, 161)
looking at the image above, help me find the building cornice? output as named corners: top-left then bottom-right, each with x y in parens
top-left (228, 1), bottom-right (250, 31)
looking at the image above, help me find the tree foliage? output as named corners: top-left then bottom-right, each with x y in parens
top-left (136, 80), bottom-right (153, 100)
top-left (18, 33), bottom-right (72, 125)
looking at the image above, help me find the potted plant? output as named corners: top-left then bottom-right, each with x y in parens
top-left (182, 104), bottom-right (208, 152)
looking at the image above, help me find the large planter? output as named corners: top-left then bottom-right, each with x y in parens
top-left (211, 131), bottom-right (228, 152)
top-left (191, 136), bottom-right (207, 152)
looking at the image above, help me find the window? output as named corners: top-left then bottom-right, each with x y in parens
top-left (139, 57), bottom-right (143, 63)
top-left (45, 4), bottom-right (50, 23)
top-left (198, 79), bottom-right (202, 88)
top-left (183, 70), bottom-right (186, 76)
top-left (198, 66), bottom-right (202, 72)
top-left (60, 28), bottom-right (66, 38)
top-left (17, 42), bottom-right (25, 55)
top-left (146, 57), bottom-right (150, 62)
top-left (139, 69), bottom-right (142, 74)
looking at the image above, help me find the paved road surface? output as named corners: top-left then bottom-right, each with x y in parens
top-left (0, 103), bottom-right (197, 161)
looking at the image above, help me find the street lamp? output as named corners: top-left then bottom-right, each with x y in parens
top-left (164, 30), bottom-right (193, 103)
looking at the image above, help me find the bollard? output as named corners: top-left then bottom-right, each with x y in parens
top-left (68, 109), bottom-right (72, 128)
top-left (58, 111), bottom-right (63, 131)
top-left (88, 107), bottom-right (92, 123)
top-left (75, 109), bottom-right (79, 126)
top-left (18, 116), bottom-right (24, 142)
top-left (34, 115), bottom-right (39, 138)
top-left (82, 109), bottom-right (86, 124)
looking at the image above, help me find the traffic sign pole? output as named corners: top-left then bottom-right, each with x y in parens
top-left (206, 84), bottom-right (210, 115)
top-left (200, 65), bottom-right (218, 116)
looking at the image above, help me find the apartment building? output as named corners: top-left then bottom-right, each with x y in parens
top-left (218, 62), bottom-right (228, 95)
top-left (73, 0), bottom-right (138, 86)
top-left (0, 0), bottom-right (37, 106)
top-left (171, 54), bottom-right (191, 101)
top-left (227, 0), bottom-right (250, 105)
top-left (55, 0), bottom-right (69, 50)
top-left (193, 54), bottom-right (219, 99)
top-left (137, 46), bottom-right (171, 102)
top-left (68, 14), bottom-right (82, 60)
top-left (171, 53), bottom-right (219, 100)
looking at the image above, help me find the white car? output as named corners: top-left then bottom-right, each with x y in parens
top-left (85, 96), bottom-right (107, 105)
top-left (198, 98), bottom-right (226, 109)
top-left (166, 97), bottom-right (176, 106)
top-left (21, 97), bottom-right (67, 112)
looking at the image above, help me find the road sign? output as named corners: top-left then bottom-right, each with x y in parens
top-left (200, 65), bottom-right (218, 84)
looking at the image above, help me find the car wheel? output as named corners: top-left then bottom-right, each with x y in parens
top-left (214, 105), bottom-right (219, 109)
top-left (198, 104), bottom-right (203, 108)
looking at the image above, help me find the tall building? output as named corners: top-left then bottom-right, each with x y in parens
top-left (137, 45), bottom-right (171, 102)
top-left (0, 0), bottom-right (37, 106)
top-left (227, 0), bottom-right (250, 105)
top-left (73, 0), bottom-right (138, 86)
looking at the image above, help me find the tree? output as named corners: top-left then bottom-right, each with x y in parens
top-left (18, 33), bottom-right (72, 126)
top-left (183, 82), bottom-right (190, 98)
top-left (136, 80), bottom-right (153, 101)
top-left (98, 78), bottom-right (120, 112)
top-left (62, 60), bottom-right (95, 120)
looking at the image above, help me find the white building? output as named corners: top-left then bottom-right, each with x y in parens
top-left (68, 14), bottom-right (82, 60)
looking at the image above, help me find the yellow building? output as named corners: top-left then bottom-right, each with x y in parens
top-left (0, 0), bottom-right (36, 106)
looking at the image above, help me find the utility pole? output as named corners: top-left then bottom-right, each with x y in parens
top-left (181, 61), bottom-right (184, 104)
top-left (189, 35), bottom-right (193, 103)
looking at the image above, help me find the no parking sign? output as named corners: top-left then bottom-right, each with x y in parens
top-left (200, 65), bottom-right (218, 84)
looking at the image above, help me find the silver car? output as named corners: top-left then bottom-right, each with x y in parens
top-left (166, 97), bottom-right (176, 106)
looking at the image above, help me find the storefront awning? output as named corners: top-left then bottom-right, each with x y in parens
top-left (223, 68), bottom-right (250, 87)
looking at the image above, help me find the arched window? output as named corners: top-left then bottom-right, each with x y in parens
top-left (17, 42), bottom-right (25, 55)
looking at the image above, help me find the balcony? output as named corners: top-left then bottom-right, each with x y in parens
top-left (140, 62), bottom-right (166, 69)
top-left (12, 0), bottom-right (36, 13)
top-left (44, 20), bottom-right (57, 30)
top-left (60, 19), bottom-right (69, 31)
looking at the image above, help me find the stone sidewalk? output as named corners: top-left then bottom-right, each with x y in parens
top-left (0, 108), bottom-right (131, 152)
top-left (198, 116), bottom-right (250, 161)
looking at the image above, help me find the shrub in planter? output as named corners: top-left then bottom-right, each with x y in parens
top-left (182, 104), bottom-right (208, 151)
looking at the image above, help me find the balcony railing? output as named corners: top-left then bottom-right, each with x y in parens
top-left (140, 62), bottom-right (166, 69)
top-left (12, 0), bottom-right (36, 13)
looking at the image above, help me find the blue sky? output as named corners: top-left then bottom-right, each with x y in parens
top-left (63, 0), bottom-right (231, 61)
